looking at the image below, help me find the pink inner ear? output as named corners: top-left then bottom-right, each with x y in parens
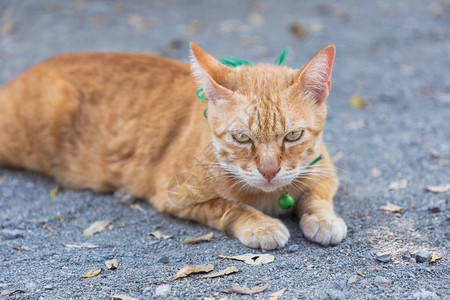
top-left (190, 43), bottom-right (234, 103)
top-left (298, 45), bottom-right (335, 104)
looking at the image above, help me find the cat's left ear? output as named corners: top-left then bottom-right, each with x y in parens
top-left (292, 44), bottom-right (335, 104)
top-left (190, 42), bottom-right (234, 102)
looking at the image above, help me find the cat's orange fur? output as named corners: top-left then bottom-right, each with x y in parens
top-left (0, 43), bottom-right (346, 249)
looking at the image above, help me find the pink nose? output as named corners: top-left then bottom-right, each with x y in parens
top-left (258, 167), bottom-right (280, 182)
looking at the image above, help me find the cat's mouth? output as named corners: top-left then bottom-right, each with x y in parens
top-left (246, 178), bottom-right (291, 193)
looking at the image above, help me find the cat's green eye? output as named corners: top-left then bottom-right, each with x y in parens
top-left (284, 130), bottom-right (303, 142)
top-left (232, 133), bottom-right (251, 143)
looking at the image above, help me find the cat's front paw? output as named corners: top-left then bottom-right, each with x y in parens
top-left (300, 214), bottom-right (346, 246)
top-left (234, 217), bottom-right (290, 250)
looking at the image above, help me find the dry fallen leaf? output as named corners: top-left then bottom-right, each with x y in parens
top-left (269, 288), bottom-right (287, 300)
top-left (201, 266), bottom-right (239, 278)
top-left (356, 271), bottom-right (365, 277)
top-left (430, 253), bottom-right (443, 263)
top-left (182, 232), bottom-right (214, 244)
top-left (110, 294), bottom-right (139, 300)
top-left (105, 259), bottom-right (119, 270)
top-left (218, 253), bottom-right (274, 265)
top-left (83, 219), bottom-right (114, 236)
top-left (61, 242), bottom-right (99, 249)
top-left (149, 230), bottom-right (173, 239)
top-left (347, 120), bottom-right (366, 130)
top-left (42, 224), bottom-right (58, 233)
top-left (81, 269), bottom-right (102, 278)
top-left (55, 215), bottom-right (74, 221)
top-left (426, 183), bottom-right (450, 193)
top-left (130, 203), bottom-right (145, 212)
top-left (7, 290), bottom-right (26, 296)
top-left (389, 180), bottom-right (407, 190)
top-left (171, 264), bottom-right (214, 281)
top-left (371, 167), bottom-right (382, 177)
top-left (349, 94), bottom-right (368, 109)
top-left (332, 151), bottom-right (344, 163)
top-left (231, 283), bottom-right (270, 295)
top-left (49, 187), bottom-right (59, 198)
top-left (379, 202), bottom-right (403, 213)
top-left (290, 22), bottom-right (307, 38)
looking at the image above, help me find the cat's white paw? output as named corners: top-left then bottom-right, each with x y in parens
top-left (234, 217), bottom-right (290, 250)
top-left (300, 214), bottom-right (347, 246)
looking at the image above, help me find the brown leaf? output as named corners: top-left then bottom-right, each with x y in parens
top-left (426, 183), bottom-right (450, 193)
top-left (389, 180), bottom-right (407, 190)
top-left (105, 259), bottom-right (119, 270)
top-left (55, 215), bottom-right (75, 221)
top-left (430, 253), bottom-right (443, 263)
top-left (356, 271), bottom-right (365, 277)
top-left (61, 242), bottom-right (99, 249)
top-left (290, 22), bottom-right (307, 38)
top-left (149, 230), bottom-right (173, 239)
top-left (130, 203), bottom-right (145, 212)
top-left (83, 219), bottom-right (114, 236)
top-left (182, 232), bottom-right (214, 244)
top-left (12, 246), bottom-right (29, 252)
top-left (218, 253), bottom-right (274, 265)
top-left (379, 202), bottom-right (403, 213)
top-left (110, 294), bottom-right (139, 300)
top-left (201, 266), bottom-right (238, 278)
top-left (8, 290), bottom-right (26, 296)
top-left (171, 264), bottom-right (214, 281)
top-left (81, 269), bottom-right (102, 278)
top-left (42, 224), bottom-right (58, 233)
top-left (231, 283), bottom-right (270, 295)
top-left (0, 20), bottom-right (15, 36)
top-left (269, 288), bottom-right (287, 300)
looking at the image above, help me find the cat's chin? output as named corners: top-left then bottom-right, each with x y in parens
top-left (255, 183), bottom-right (282, 193)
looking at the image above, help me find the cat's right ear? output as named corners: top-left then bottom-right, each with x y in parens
top-left (291, 44), bottom-right (336, 104)
top-left (190, 42), bottom-right (234, 102)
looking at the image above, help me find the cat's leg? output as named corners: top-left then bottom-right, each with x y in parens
top-left (297, 162), bottom-right (347, 246)
top-left (158, 197), bottom-right (290, 250)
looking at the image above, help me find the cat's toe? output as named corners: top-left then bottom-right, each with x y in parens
top-left (235, 219), bottom-right (290, 250)
top-left (300, 214), bottom-right (347, 246)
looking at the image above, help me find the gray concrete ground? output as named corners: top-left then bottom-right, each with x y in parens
top-left (0, 0), bottom-right (449, 299)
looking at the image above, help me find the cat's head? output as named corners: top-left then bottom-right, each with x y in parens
top-left (190, 43), bottom-right (335, 193)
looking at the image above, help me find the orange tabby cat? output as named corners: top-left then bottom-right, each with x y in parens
top-left (0, 43), bottom-right (346, 249)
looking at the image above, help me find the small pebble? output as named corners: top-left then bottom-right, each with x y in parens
top-left (412, 291), bottom-right (439, 300)
top-left (155, 284), bottom-right (171, 299)
top-left (347, 275), bottom-right (358, 284)
top-left (374, 275), bottom-right (390, 288)
top-left (326, 289), bottom-right (346, 300)
top-left (402, 251), bottom-right (411, 260)
top-left (287, 244), bottom-right (300, 252)
top-left (143, 287), bottom-right (152, 294)
top-left (1, 230), bottom-right (24, 240)
top-left (157, 256), bottom-right (170, 264)
top-left (44, 284), bottom-right (53, 290)
top-left (376, 252), bottom-right (391, 263)
top-left (415, 249), bottom-right (431, 263)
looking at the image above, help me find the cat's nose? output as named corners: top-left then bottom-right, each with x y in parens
top-left (258, 167), bottom-right (280, 182)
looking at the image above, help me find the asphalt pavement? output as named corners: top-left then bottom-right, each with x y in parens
top-left (0, 1), bottom-right (449, 299)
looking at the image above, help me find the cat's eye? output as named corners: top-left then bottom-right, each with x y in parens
top-left (232, 133), bottom-right (251, 143)
top-left (284, 130), bottom-right (303, 142)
